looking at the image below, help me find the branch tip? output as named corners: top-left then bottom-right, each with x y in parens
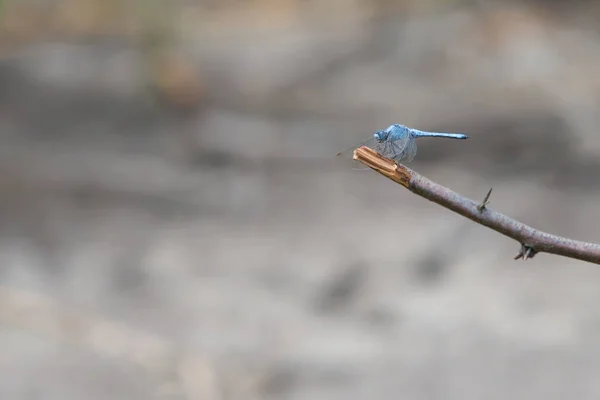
top-left (353, 146), bottom-right (410, 187)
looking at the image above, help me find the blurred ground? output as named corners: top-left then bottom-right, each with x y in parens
top-left (2, 0), bottom-right (600, 399)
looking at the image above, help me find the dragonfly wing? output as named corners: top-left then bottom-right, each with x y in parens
top-left (336, 136), bottom-right (377, 159)
top-left (401, 136), bottom-right (417, 162)
top-left (336, 134), bottom-right (414, 170)
top-left (336, 136), bottom-right (379, 170)
top-left (384, 136), bottom-right (411, 162)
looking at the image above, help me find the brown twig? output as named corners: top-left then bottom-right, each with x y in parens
top-left (353, 146), bottom-right (600, 265)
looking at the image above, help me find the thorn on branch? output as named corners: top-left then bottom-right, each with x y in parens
top-left (477, 187), bottom-right (493, 212)
top-left (514, 244), bottom-right (538, 261)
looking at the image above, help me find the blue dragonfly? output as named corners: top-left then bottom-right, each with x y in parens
top-left (337, 124), bottom-right (468, 168)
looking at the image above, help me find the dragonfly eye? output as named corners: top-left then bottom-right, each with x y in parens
top-left (373, 130), bottom-right (386, 142)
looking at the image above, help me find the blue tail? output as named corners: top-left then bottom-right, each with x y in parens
top-left (411, 129), bottom-right (468, 139)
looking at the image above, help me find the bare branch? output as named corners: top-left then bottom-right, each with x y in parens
top-left (353, 146), bottom-right (600, 265)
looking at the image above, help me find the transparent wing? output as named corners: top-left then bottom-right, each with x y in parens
top-left (336, 134), bottom-right (414, 170)
top-left (336, 136), bottom-right (377, 158)
top-left (399, 136), bottom-right (417, 162)
top-left (384, 135), bottom-right (412, 162)
top-left (336, 136), bottom-right (379, 170)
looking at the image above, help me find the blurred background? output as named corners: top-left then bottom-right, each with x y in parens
top-left (2, 0), bottom-right (600, 399)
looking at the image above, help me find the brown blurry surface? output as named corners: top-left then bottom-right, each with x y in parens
top-left (2, 1), bottom-right (600, 399)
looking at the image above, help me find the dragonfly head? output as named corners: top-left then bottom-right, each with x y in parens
top-left (373, 130), bottom-right (388, 142)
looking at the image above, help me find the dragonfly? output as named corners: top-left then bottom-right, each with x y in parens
top-left (337, 124), bottom-right (468, 168)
